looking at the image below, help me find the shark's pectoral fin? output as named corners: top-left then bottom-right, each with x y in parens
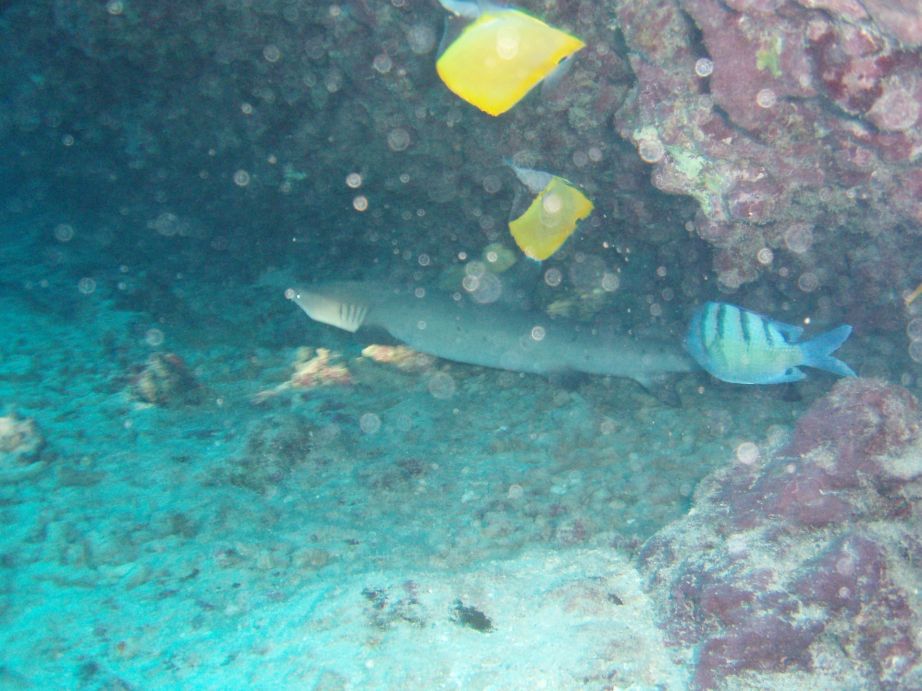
top-left (546, 369), bottom-right (588, 391)
top-left (633, 373), bottom-right (682, 407)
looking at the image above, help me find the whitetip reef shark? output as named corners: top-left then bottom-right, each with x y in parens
top-left (287, 281), bottom-right (697, 403)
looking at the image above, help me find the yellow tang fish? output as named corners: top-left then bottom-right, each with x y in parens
top-left (507, 164), bottom-right (593, 261)
top-left (436, 1), bottom-right (585, 116)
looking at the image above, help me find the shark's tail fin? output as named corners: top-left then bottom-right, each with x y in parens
top-left (800, 324), bottom-right (857, 378)
top-left (287, 285), bottom-right (371, 333)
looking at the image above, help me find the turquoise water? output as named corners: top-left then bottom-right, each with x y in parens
top-left (2, 1), bottom-right (921, 689)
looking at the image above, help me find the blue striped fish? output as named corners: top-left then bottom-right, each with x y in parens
top-left (684, 302), bottom-right (857, 385)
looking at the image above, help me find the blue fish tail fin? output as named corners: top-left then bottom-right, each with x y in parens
top-left (801, 324), bottom-right (857, 378)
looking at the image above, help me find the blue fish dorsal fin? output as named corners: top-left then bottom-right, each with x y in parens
top-left (770, 319), bottom-right (804, 343)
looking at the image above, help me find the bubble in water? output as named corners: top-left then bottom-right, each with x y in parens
top-left (694, 57), bottom-right (714, 77)
top-left (784, 223), bottom-right (813, 254)
top-left (572, 150), bottom-right (589, 168)
top-left (482, 174), bottom-right (502, 194)
top-left (637, 137), bottom-right (665, 164)
top-left (428, 372), bottom-right (456, 399)
top-left (906, 318), bottom-right (922, 341)
top-left (735, 441), bottom-right (760, 465)
top-left (359, 413), bottom-right (381, 434)
top-left (54, 223), bottom-right (74, 242)
top-left (372, 53), bottom-right (392, 74)
top-left (233, 169), bottom-right (251, 187)
top-left (756, 88), bottom-right (777, 109)
top-left (387, 128), bottom-right (411, 151)
top-left (495, 27), bottom-right (520, 60)
top-left (797, 272), bottom-right (819, 292)
top-left (569, 254), bottom-right (606, 291)
top-left (263, 45), bottom-right (281, 63)
top-left (469, 271), bottom-right (502, 304)
top-left (909, 340), bottom-right (922, 363)
top-left (145, 328), bottom-right (165, 347)
top-left (531, 325), bottom-right (546, 341)
top-left (544, 267), bottom-right (562, 287)
top-left (418, 253), bottom-right (430, 266)
top-left (507, 484), bottom-right (525, 500)
top-left (407, 23), bottom-right (436, 55)
top-left (106, 0), bottom-right (124, 15)
top-left (588, 146), bottom-right (603, 162)
top-left (78, 278), bottom-right (96, 295)
top-left (542, 192), bottom-right (563, 216)
top-left (346, 172), bottom-right (362, 188)
top-left (756, 247), bottom-right (774, 265)
top-left (353, 195), bottom-right (368, 211)
top-left (601, 271), bottom-right (620, 292)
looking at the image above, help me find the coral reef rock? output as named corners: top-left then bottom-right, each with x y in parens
top-left (639, 378), bottom-right (922, 689)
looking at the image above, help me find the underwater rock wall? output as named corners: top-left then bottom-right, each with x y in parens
top-left (2, 0), bottom-right (919, 352)
top-left (640, 378), bottom-right (922, 688)
top-left (613, 0), bottom-right (922, 314)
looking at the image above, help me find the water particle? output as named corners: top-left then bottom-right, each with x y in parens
top-left (735, 441), bottom-right (760, 465)
top-left (233, 169), bottom-right (250, 187)
top-left (353, 195), bottom-right (368, 212)
top-left (588, 146), bottom-right (603, 162)
top-left (387, 128), bottom-right (411, 152)
top-left (263, 45), bottom-right (281, 63)
top-left (346, 172), bottom-right (362, 189)
top-left (783, 223), bottom-right (813, 254)
top-left (54, 223), bottom-right (74, 242)
top-left (797, 272), bottom-right (819, 292)
top-left (544, 268), bottom-right (562, 287)
top-left (756, 88), bottom-right (777, 109)
top-left (399, 173), bottom-right (410, 184)
top-left (531, 325), bottom-right (546, 341)
top-left (495, 29), bottom-right (520, 60)
top-left (542, 192), bottom-right (563, 215)
top-left (78, 278), bottom-right (96, 295)
top-left (418, 253), bottom-right (430, 267)
top-left (835, 556), bottom-right (855, 576)
top-left (909, 340), bottom-right (922, 363)
top-left (372, 53), bottom-right (392, 74)
top-left (428, 372), bottom-right (456, 399)
top-left (62, 134), bottom-right (75, 147)
top-left (106, 0), bottom-right (124, 15)
top-left (407, 24), bottom-right (436, 55)
top-left (482, 174), bottom-right (502, 194)
top-left (694, 57), bottom-right (714, 77)
top-left (906, 318), bottom-right (922, 341)
top-left (507, 484), bottom-right (524, 500)
top-left (757, 247), bottom-right (774, 265)
top-left (145, 328), bottom-right (165, 347)
top-left (637, 138), bottom-right (665, 164)
top-left (601, 272), bottom-right (620, 292)
top-left (241, 102), bottom-right (254, 115)
top-left (359, 413), bottom-right (381, 434)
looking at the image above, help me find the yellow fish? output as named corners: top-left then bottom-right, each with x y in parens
top-left (436, 1), bottom-right (585, 116)
top-left (507, 164), bottom-right (593, 260)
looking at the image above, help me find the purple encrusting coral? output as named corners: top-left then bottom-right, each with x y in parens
top-left (614, 0), bottom-right (922, 302)
top-left (640, 379), bottom-right (922, 688)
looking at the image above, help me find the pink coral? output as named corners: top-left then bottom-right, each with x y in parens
top-left (640, 380), bottom-right (922, 688)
